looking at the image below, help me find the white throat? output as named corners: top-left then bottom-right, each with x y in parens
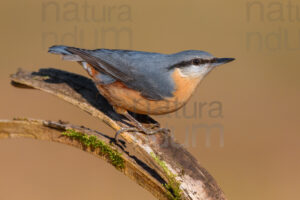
top-left (178, 64), bottom-right (212, 79)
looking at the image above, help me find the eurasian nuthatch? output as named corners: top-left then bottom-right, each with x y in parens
top-left (48, 45), bottom-right (235, 139)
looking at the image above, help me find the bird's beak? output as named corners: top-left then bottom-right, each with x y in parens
top-left (211, 57), bottom-right (235, 67)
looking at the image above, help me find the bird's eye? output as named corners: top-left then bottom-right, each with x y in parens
top-left (192, 59), bottom-right (202, 65)
top-left (210, 58), bottom-right (217, 63)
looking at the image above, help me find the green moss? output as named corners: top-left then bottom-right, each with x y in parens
top-left (150, 152), bottom-right (182, 200)
top-left (62, 129), bottom-right (124, 170)
top-left (13, 117), bottom-right (29, 121)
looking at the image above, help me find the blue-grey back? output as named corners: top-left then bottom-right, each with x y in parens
top-left (85, 49), bottom-right (176, 100)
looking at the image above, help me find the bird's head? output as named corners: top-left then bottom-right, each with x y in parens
top-left (169, 50), bottom-right (235, 79)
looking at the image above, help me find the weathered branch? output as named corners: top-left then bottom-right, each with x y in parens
top-left (5, 68), bottom-right (226, 200)
top-left (0, 119), bottom-right (169, 199)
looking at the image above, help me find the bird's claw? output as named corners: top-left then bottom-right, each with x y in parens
top-left (115, 127), bottom-right (138, 142)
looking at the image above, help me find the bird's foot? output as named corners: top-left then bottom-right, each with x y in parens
top-left (114, 127), bottom-right (138, 142)
top-left (140, 126), bottom-right (170, 136)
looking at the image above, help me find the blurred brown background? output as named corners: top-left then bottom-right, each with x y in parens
top-left (0, 0), bottom-right (299, 199)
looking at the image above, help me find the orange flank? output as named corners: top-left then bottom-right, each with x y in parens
top-left (95, 68), bottom-right (201, 115)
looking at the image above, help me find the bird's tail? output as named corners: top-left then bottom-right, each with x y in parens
top-left (48, 45), bottom-right (71, 55)
top-left (48, 45), bottom-right (82, 61)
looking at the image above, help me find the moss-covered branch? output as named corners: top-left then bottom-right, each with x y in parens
top-left (0, 119), bottom-right (170, 199)
top-left (61, 129), bottom-right (124, 170)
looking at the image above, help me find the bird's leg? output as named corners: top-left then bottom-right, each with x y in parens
top-left (149, 122), bottom-right (160, 129)
top-left (113, 106), bottom-right (169, 141)
top-left (114, 127), bottom-right (139, 141)
top-left (123, 112), bottom-right (169, 135)
top-left (130, 113), bottom-right (161, 129)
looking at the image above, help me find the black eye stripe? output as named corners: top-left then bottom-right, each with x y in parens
top-left (167, 58), bottom-right (217, 70)
top-left (192, 59), bottom-right (200, 65)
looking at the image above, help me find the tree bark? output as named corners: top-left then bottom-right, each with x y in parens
top-left (2, 68), bottom-right (226, 200)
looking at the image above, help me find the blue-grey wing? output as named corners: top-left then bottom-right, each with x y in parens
top-left (66, 47), bottom-right (175, 100)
